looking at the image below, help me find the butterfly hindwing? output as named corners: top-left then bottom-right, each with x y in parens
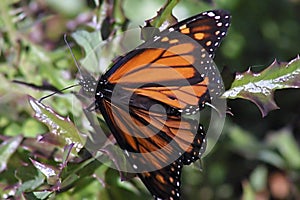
top-left (138, 160), bottom-right (183, 200)
top-left (98, 97), bottom-right (204, 167)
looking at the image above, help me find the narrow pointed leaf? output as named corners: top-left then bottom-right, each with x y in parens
top-left (30, 158), bottom-right (59, 185)
top-left (267, 128), bottom-right (300, 169)
top-left (30, 158), bottom-right (58, 178)
top-left (223, 56), bottom-right (300, 116)
top-left (28, 96), bottom-right (85, 154)
top-left (0, 135), bottom-right (23, 172)
top-left (33, 191), bottom-right (53, 199)
top-left (16, 168), bottom-right (45, 194)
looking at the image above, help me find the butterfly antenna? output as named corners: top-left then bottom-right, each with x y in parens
top-left (39, 84), bottom-right (80, 102)
top-left (64, 34), bottom-right (97, 96)
top-left (64, 34), bottom-right (83, 75)
top-left (39, 35), bottom-right (84, 103)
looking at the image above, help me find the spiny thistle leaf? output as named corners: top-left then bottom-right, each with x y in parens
top-left (28, 96), bottom-right (85, 154)
top-left (223, 56), bottom-right (300, 117)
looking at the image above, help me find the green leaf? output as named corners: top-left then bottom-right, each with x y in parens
top-left (257, 150), bottom-right (286, 169)
top-left (58, 157), bottom-right (101, 191)
top-left (100, 0), bottom-right (128, 40)
top-left (23, 119), bottom-right (47, 137)
top-left (141, 0), bottom-right (179, 41)
top-left (30, 158), bottom-right (57, 178)
top-left (62, 144), bottom-right (74, 165)
top-left (71, 30), bottom-right (104, 73)
top-left (30, 158), bottom-right (59, 185)
top-left (15, 167), bottom-right (45, 195)
top-left (146, 0), bottom-right (179, 28)
top-left (223, 56), bottom-right (300, 117)
top-left (249, 165), bottom-right (267, 191)
top-left (241, 181), bottom-right (256, 200)
top-left (28, 96), bottom-right (85, 155)
top-left (267, 128), bottom-right (300, 169)
top-left (0, 135), bottom-right (23, 172)
top-left (33, 191), bottom-right (53, 199)
top-left (3, 123), bottom-right (22, 136)
top-left (100, 144), bottom-right (135, 180)
top-left (71, 30), bottom-right (127, 75)
top-left (60, 174), bottom-right (79, 189)
top-left (228, 125), bottom-right (261, 158)
top-left (22, 137), bottom-right (62, 161)
top-left (45, 0), bottom-right (86, 17)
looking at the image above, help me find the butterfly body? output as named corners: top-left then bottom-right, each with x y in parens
top-left (82, 9), bottom-right (231, 200)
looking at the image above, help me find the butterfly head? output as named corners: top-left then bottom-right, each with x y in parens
top-left (78, 74), bottom-right (98, 98)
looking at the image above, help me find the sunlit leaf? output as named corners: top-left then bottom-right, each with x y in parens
top-left (223, 56), bottom-right (300, 117)
top-left (0, 135), bottom-right (23, 172)
top-left (30, 158), bottom-right (57, 178)
top-left (30, 158), bottom-right (59, 185)
top-left (28, 96), bottom-right (85, 154)
top-left (33, 191), bottom-right (53, 199)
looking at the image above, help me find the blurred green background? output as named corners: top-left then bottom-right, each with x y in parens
top-left (0, 0), bottom-right (299, 199)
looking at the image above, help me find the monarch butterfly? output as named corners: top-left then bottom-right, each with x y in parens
top-left (80, 9), bottom-right (230, 200)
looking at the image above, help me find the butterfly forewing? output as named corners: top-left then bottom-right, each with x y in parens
top-left (106, 32), bottom-right (212, 114)
top-left (172, 9), bottom-right (230, 58)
